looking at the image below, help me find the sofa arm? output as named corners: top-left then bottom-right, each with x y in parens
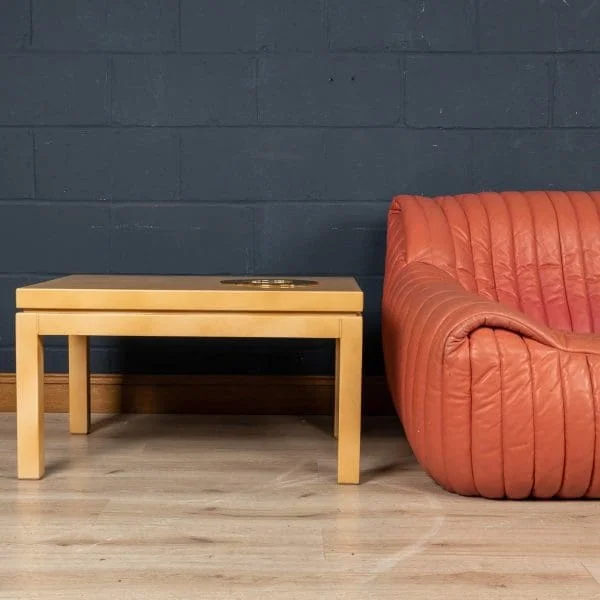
top-left (382, 261), bottom-right (600, 499)
top-left (383, 262), bottom-right (563, 351)
top-left (381, 261), bottom-right (561, 418)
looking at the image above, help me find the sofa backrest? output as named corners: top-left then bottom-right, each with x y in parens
top-left (386, 191), bottom-right (600, 333)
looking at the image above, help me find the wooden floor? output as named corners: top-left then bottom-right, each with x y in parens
top-left (0, 414), bottom-right (599, 599)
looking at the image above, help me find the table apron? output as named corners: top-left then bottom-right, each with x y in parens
top-left (31, 311), bottom-right (361, 339)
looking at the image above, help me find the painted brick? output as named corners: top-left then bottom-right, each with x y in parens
top-left (110, 205), bottom-right (254, 274)
top-left (32, 0), bottom-right (178, 51)
top-left (254, 203), bottom-right (388, 276)
top-left (324, 129), bottom-right (472, 200)
top-left (258, 55), bottom-right (401, 125)
top-left (0, 129), bottom-right (33, 198)
top-left (181, 129), bottom-right (326, 201)
top-left (0, 346), bottom-right (114, 373)
top-left (181, 0), bottom-right (326, 52)
top-left (0, 0), bottom-right (30, 50)
top-left (555, 57), bottom-right (600, 127)
top-left (328, 0), bottom-right (474, 51)
top-left (0, 56), bottom-right (109, 126)
top-left (0, 348), bottom-right (12, 371)
top-left (473, 131), bottom-right (560, 192)
top-left (0, 276), bottom-right (30, 346)
top-left (406, 55), bottom-right (550, 128)
top-left (480, 0), bottom-right (600, 51)
top-left (355, 276), bottom-right (384, 374)
top-left (36, 129), bottom-right (178, 201)
top-left (551, 131), bottom-right (600, 190)
top-left (473, 131), bottom-right (600, 192)
top-left (47, 347), bottom-right (114, 373)
top-left (112, 56), bottom-right (256, 126)
top-left (0, 203), bottom-right (110, 273)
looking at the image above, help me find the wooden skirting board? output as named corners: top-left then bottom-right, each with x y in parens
top-left (0, 373), bottom-right (394, 415)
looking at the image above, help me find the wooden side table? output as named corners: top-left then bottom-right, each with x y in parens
top-left (15, 275), bottom-right (364, 483)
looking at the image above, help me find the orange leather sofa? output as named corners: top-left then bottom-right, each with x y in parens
top-left (382, 191), bottom-right (600, 499)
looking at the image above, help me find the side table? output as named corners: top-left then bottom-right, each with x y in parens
top-left (15, 275), bottom-right (364, 483)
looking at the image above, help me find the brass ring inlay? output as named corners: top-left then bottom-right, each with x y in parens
top-left (220, 278), bottom-right (318, 289)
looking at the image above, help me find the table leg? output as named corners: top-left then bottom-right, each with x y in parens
top-left (334, 338), bottom-right (340, 439)
top-left (336, 315), bottom-right (362, 484)
top-left (68, 336), bottom-right (90, 434)
top-left (16, 312), bottom-right (45, 479)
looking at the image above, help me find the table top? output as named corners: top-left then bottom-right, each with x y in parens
top-left (17, 275), bottom-right (363, 313)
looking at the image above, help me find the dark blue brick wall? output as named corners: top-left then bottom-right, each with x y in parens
top-left (555, 57), bottom-right (600, 127)
top-left (2, 0), bottom-right (599, 378)
top-left (32, 0), bottom-right (179, 51)
top-left (327, 0), bottom-right (474, 51)
top-left (0, 1), bottom-right (29, 50)
top-left (479, 0), bottom-right (600, 52)
top-left (180, 0), bottom-right (327, 52)
top-left (257, 55), bottom-right (402, 125)
top-left (0, 203), bottom-right (111, 274)
top-left (254, 203), bottom-right (388, 276)
top-left (0, 56), bottom-right (110, 125)
top-left (110, 205), bottom-right (255, 274)
top-left (112, 56), bottom-right (257, 126)
top-left (0, 130), bottom-right (34, 198)
top-left (36, 129), bottom-right (179, 200)
top-left (406, 55), bottom-right (551, 127)
top-left (181, 129), bottom-right (326, 201)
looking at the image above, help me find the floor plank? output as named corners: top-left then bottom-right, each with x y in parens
top-left (0, 414), bottom-right (598, 599)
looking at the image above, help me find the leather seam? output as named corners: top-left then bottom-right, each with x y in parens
top-left (469, 332), bottom-right (480, 496)
top-left (584, 353), bottom-right (597, 497)
top-left (479, 193), bottom-right (499, 302)
top-left (500, 192), bottom-right (523, 313)
top-left (521, 335), bottom-right (535, 498)
top-left (492, 328), bottom-right (506, 498)
top-left (587, 193), bottom-right (600, 331)
top-left (455, 195), bottom-right (477, 292)
top-left (557, 351), bottom-right (568, 497)
top-left (465, 333), bottom-right (474, 496)
top-left (524, 338), bottom-right (537, 498)
top-left (438, 196), bottom-right (459, 283)
top-left (415, 195), bottom-right (435, 267)
top-left (526, 192), bottom-right (550, 327)
top-left (438, 337), bottom-right (449, 491)
top-left (568, 191), bottom-right (594, 332)
top-left (545, 190), bottom-right (574, 332)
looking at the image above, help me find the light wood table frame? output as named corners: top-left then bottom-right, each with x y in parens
top-left (15, 275), bottom-right (363, 483)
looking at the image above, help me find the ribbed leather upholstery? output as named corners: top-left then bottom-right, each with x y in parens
top-left (382, 191), bottom-right (600, 499)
